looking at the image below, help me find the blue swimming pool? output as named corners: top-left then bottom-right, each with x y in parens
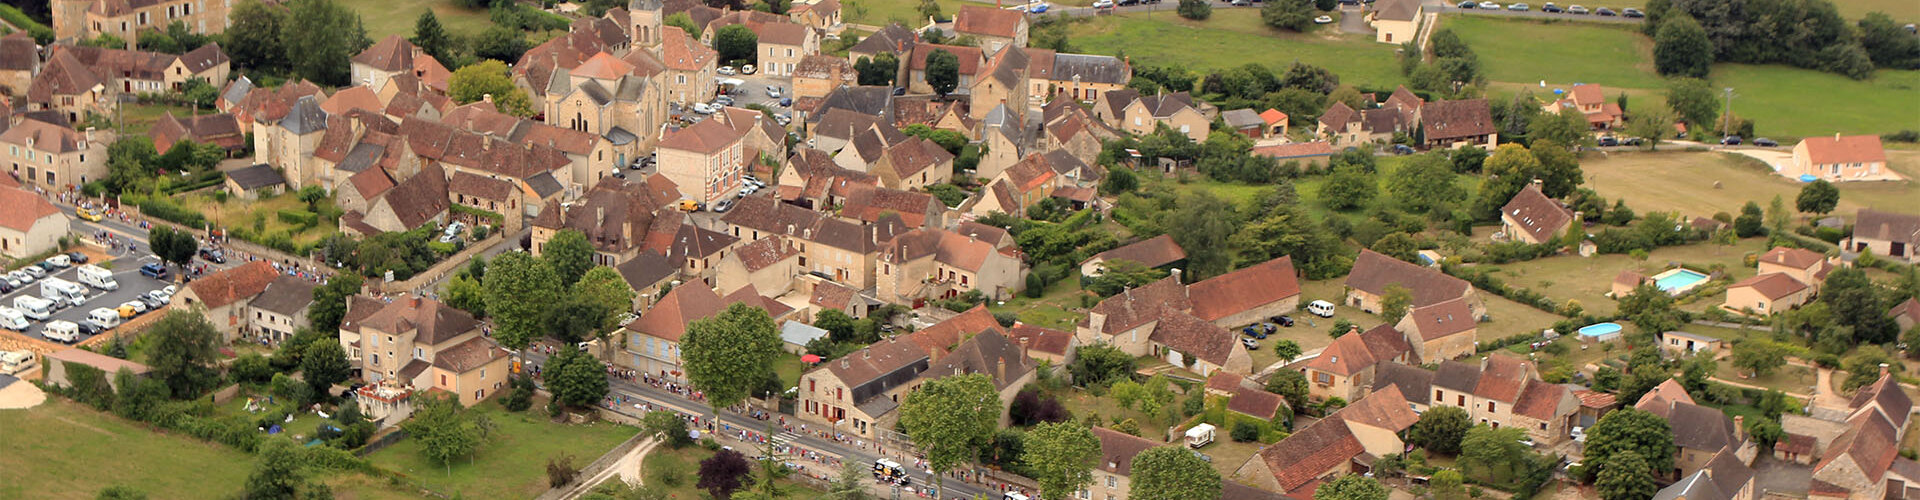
top-left (1653, 268), bottom-right (1710, 294)
top-left (1578, 322), bottom-right (1623, 339)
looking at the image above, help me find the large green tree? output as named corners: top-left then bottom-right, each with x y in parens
top-left (1821, 267), bottom-right (1897, 344)
top-left (148, 226), bottom-right (198, 270)
top-left (855, 53), bottom-right (898, 86)
top-left (543, 229), bottom-right (595, 287)
top-left (899, 374), bottom-right (1001, 499)
top-left (1167, 191), bottom-right (1242, 280)
top-left (681, 303), bottom-right (783, 413)
top-left (1409, 406), bottom-right (1472, 454)
top-left (225, 0), bottom-right (288, 72)
top-left (411, 10), bottom-right (453, 64)
top-left (403, 393), bottom-right (486, 469)
top-left (1021, 422), bottom-right (1102, 500)
top-left (1653, 14), bottom-right (1713, 78)
top-left (309, 273), bottom-right (363, 334)
top-left (1595, 450), bottom-right (1657, 500)
top-left (1129, 446), bottom-right (1221, 500)
top-left (282, 0), bottom-right (372, 86)
top-left (244, 441), bottom-right (307, 500)
top-left (1459, 426), bottom-right (1532, 483)
top-left (1584, 408), bottom-right (1676, 477)
top-left (1859, 12), bottom-right (1920, 68)
top-left (1313, 474), bottom-right (1389, 500)
top-left (714, 24), bottom-right (758, 65)
top-left (300, 341), bottom-right (353, 396)
top-left (1795, 180), bottom-right (1840, 216)
top-left (146, 312), bottom-right (223, 398)
top-left (925, 49), bottom-right (960, 97)
top-left (1320, 166), bottom-right (1378, 211)
top-left (547, 346), bottom-right (610, 409)
top-left (1664, 78), bottom-right (1719, 131)
top-left (572, 266), bottom-right (636, 345)
top-left (1386, 154), bottom-right (1465, 213)
top-left (448, 60), bottom-right (538, 117)
top-left (485, 252), bottom-right (562, 357)
top-left (1732, 340), bottom-right (1789, 377)
top-left (1261, 0), bottom-right (1315, 32)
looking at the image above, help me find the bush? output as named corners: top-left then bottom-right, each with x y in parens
top-left (139, 200), bottom-right (208, 227)
top-left (276, 209), bottom-right (319, 227)
top-left (1232, 421), bottom-right (1262, 442)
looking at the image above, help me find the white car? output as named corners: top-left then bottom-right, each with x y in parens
top-left (1314, 15), bottom-right (1334, 23)
top-left (766, 86), bottom-right (783, 98)
top-left (691, 103), bottom-right (717, 114)
top-left (1478, 0), bottom-right (1500, 7)
top-left (121, 300), bottom-right (148, 314)
top-left (1092, 0), bottom-right (1114, 7)
top-left (20, 267), bottom-right (45, 278)
top-left (741, 64), bottom-right (756, 75)
top-left (718, 66), bottom-right (738, 76)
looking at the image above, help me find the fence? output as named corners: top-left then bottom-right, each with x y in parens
top-left (355, 429), bottom-right (411, 457)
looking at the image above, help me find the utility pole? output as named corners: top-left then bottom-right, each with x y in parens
top-left (1720, 87), bottom-right (1735, 139)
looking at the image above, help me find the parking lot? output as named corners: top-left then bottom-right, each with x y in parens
top-left (680, 73), bottom-right (798, 124)
top-left (3, 253), bottom-right (181, 345)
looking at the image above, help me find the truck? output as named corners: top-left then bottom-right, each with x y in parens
top-left (13, 296), bottom-right (51, 320)
top-left (76, 264), bottom-right (117, 291)
top-left (41, 277), bottom-right (87, 308)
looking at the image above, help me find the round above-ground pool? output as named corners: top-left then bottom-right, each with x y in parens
top-left (1578, 322), bottom-right (1624, 342)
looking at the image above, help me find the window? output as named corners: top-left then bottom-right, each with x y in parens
top-left (1488, 402), bottom-right (1497, 412)
top-left (1107, 475), bottom-right (1116, 488)
top-left (1314, 372), bottom-right (1331, 384)
top-left (1539, 423), bottom-right (1547, 430)
top-left (1435, 389), bottom-right (1443, 401)
top-left (1457, 395), bottom-right (1465, 406)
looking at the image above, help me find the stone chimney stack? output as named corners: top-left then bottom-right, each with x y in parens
top-left (1171, 268), bottom-right (1183, 283)
top-left (1882, 363), bottom-right (1891, 377)
top-left (1733, 415), bottom-right (1746, 440)
top-left (483, 93), bottom-right (493, 103)
top-left (1018, 336), bottom-right (1030, 359)
top-left (84, 127), bottom-right (95, 143)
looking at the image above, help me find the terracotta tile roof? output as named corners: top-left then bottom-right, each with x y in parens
top-left (626, 284), bottom-right (725, 342)
top-left (1252, 141), bottom-right (1334, 160)
top-left (1500, 184), bottom-right (1574, 243)
top-left (1798, 135), bottom-right (1887, 165)
top-left (1573, 389), bottom-right (1618, 409)
top-left (0, 118), bottom-right (89, 155)
top-left (350, 296), bottom-right (480, 346)
top-left (1091, 426), bottom-right (1160, 476)
top-left (1336, 385), bottom-right (1419, 431)
top-left (1473, 354), bottom-right (1530, 402)
top-left (1729, 273), bottom-right (1808, 300)
top-left (1304, 327), bottom-right (1376, 377)
top-left (908, 43), bottom-right (984, 75)
top-left (733, 235), bottom-right (800, 271)
top-left (883, 137), bottom-right (955, 179)
top-left (185, 261), bottom-right (280, 309)
top-left (723, 284), bottom-right (793, 319)
top-left (841, 185), bottom-right (937, 227)
top-left (1513, 380), bottom-right (1571, 420)
top-left (0, 32), bottom-right (36, 72)
top-left (810, 281), bottom-right (859, 310)
top-left (0, 187), bottom-right (61, 232)
top-left (1383, 86), bottom-right (1423, 114)
top-left (1008, 323), bottom-right (1072, 357)
top-left (660, 118), bottom-right (742, 154)
top-left (1258, 386), bottom-right (1414, 491)
top-left (574, 52), bottom-right (637, 81)
top-left (1892, 298), bottom-right (1920, 324)
top-left (794, 54), bottom-right (856, 82)
top-left (432, 336), bottom-right (507, 373)
top-left (347, 167), bottom-right (397, 200)
top-left (1260, 108), bottom-right (1289, 126)
top-left (353, 35), bottom-right (416, 72)
top-left (884, 228), bottom-right (999, 272)
top-left (448, 170), bottom-right (516, 201)
top-left (1228, 386), bottom-right (1286, 420)
top-left (821, 334), bottom-right (931, 390)
top-left (954, 222), bottom-right (1012, 248)
top-left (660, 26), bottom-right (717, 71)
top-left (1088, 276), bottom-right (1189, 335)
top-left (1346, 249), bottom-right (1472, 307)
top-left (1759, 247), bottom-right (1826, 270)
top-left (27, 51), bottom-right (101, 103)
top-left (1855, 209), bottom-right (1920, 245)
top-left (320, 86), bottom-right (383, 115)
top-left (954, 6), bottom-right (1025, 38)
top-left (1003, 153), bottom-right (1059, 193)
top-left (1778, 433), bottom-right (1816, 456)
top-left (1186, 256), bottom-right (1300, 323)
top-left (1318, 101), bottom-right (1357, 129)
top-left (1358, 324), bottom-right (1411, 362)
top-left (904, 305), bottom-right (1003, 357)
top-left (1421, 99), bottom-right (1495, 141)
top-left (1404, 298), bottom-right (1475, 342)
top-left (1147, 310), bottom-right (1238, 367)
top-left (1635, 378), bottom-right (1695, 414)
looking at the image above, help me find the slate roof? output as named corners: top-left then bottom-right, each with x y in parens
top-left (226, 164), bottom-right (287, 191)
top-left (821, 334), bottom-right (931, 392)
top-left (1086, 234), bottom-right (1186, 269)
top-left (1373, 362), bottom-right (1435, 405)
top-left (922, 329), bottom-right (1036, 390)
top-left (1049, 53), bottom-right (1130, 85)
top-left (1346, 249), bottom-right (1472, 307)
top-left (249, 276), bottom-right (318, 316)
top-left (1854, 209), bottom-right (1920, 245)
top-left (850, 23), bottom-right (918, 56)
top-left (1654, 470), bottom-right (1731, 500)
top-left (615, 250), bottom-right (677, 292)
top-left (1222, 109), bottom-right (1264, 130)
top-left (1374, 0), bottom-right (1422, 21)
top-left (280, 96), bottom-right (329, 135)
top-left (781, 321), bottom-right (830, 347)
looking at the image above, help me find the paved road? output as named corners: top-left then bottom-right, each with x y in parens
top-left (521, 351), bottom-right (1000, 500)
top-left (1438, 4), bottom-right (1644, 23)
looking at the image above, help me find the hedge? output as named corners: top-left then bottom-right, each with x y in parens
top-left (139, 200), bottom-right (208, 227)
top-left (450, 203), bottom-right (505, 224)
top-left (276, 209), bottom-right (319, 227)
top-left (0, 4), bottom-right (53, 43)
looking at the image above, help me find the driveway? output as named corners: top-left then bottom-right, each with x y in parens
top-left (1339, 4), bottom-right (1371, 34)
top-left (1725, 148), bottom-right (1795, 173)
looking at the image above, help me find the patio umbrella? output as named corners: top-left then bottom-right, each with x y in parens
top-left (801, 354), bottom-right (822, 364)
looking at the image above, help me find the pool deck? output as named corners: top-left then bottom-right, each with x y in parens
top-left (1652, 268), bottom-right (1711, 296)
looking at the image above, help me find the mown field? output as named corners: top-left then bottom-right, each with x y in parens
top-left (1066, 11), bottom-right (1407, 89)
top-left (1582, 150), bottom-right (1920, 219)
top-left (366, 400), bottom-right (638, 500)
top-left (340, 0), bottom-right (497, 39)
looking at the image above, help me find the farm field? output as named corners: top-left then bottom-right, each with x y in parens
top-left (366, 400), bottom-right (637, 500)
top-left (340, 0), bottom-right (497, 39)
top-left (1582, 151), bottom-right (1920, 220)
top-left (842, 0), bottom-right (968, 25)
top-left (1444, 16), bottom-right (1663, 91)
top-left (1065, 11), bottom-right (1406, 88)
top-left (1712, 65), bottom-right (1920, 138)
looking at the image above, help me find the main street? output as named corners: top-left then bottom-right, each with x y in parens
top-left (520, 350), bottom-right (1001, 500)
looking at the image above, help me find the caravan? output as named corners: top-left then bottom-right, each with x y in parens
top-left (0, 350), bottom-right (33, 375)
top-left (41, 277), bottom-right (88, 307)
top-left (41, 320), bottom-right (79, 343)
top-left (88, 308), bottom-right (122, 329)
top-left (0, 307), bottom-right (26, 331)
top-left (76, 265), bottom-right (117, 291)
top-left (13, 296), bottom-right (51, 320)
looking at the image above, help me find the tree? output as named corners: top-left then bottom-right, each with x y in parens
top-left (925, 49), bottom-right (960, 97)
top-left (1313, 474), bottom-right (1389, 500)
top-left (1167, 191), bottom-right (1240, 280)
top-left (1665, 78), bottom-right (1718, 131)
top-left (823, 463), bottom-right (876, 500)
top-left (1625, 108), bottom-right (1672, 151)
top-left (245, 441), bottom-right (307, 500)
top-left (147, 312), bottom-right (222, 398)
top-left (1796, 180), bottom-right (1840, 216)
top-left (472, 26), bottom-right (531, 62)
top-left (1386, 154), bottom-right (1465, 213)
top-left (1129, 446), bottom-right (1221, 500)
top-left (1821, 267), bottom-right (1897, 345)
top-left (1653, 14), bottom-right (1713, 78)
top-left (1022, 422), bottom-right (1102, 500)
top-left (1459, 426), bottom-right (1531, 483)
top-left (917, 0), bottom-right (942, 20)
top-left (1734, 201), bottom-right (1766, 237)
top-left (1273, 339), bottom-right (1303, 364)
top-left (1321, 166), bottom-right (1377, 211)
top-left (283, 0), bottom-right (372, 86)
top-left (1585, 408), bottom-right (1676, 477)
top-left (310, 273), bottom-right (363, 334)
top-left (1372, 235), bottom-right (1420, 265)
top-left (815, 309), bottom-right (857, 342)
top-left (486, 252), bottom-right (561, 358)
top-left (403, 393), bottom-right (486, 468)
top-left (1409, 406), bottom-right (1471, 454)
top-left (1379, 285), bottom-right (1414, 325)
top-left (226, 0), bottom-right (288, 72)
top-left (1859, 12), bottom-right (1920, 68)
top-left (148, 226), bottom-right (198, 270)
top-left (541, 229), bottom-right (594, 286)
top-left (1176, 0), bottom-right (1212, 19)
top-left (698, 449), bottom-right (752, 499)
top-left (854, 53), bottom-right (898, 86)
top-left (1068, 344), bottom-right (1135, 387)
top-left (1767, 195), bottom-right (1792, 239)
top-left (1429, 470), bottom-right (1467, 500)
top-left (1265, 370), bottom-right (1309, 410)
top-left (573, 266), bottom-right (636, 338)
top-left (412, 10), bottom-right (453, 63)
top-left (900, 374), bottom-right (1000, 498)
top-left (300, 341), bottom-right (353, 396)
top-left (682, 303), bottom-right (783, 413)
top-left (1595, 450), bottom-right (1657, 500)
top-left (1732, 340), bottom-right (1789, 377)
top-left (715, 25), bottom-right (758, 65)
top-left (643, 410), bottom-right (695, 448)
top-left (1261, 0), bottom-right (1314, 31)
top-left (547, 346), bottom-right (610, 409)
top-left (447, 60), bottom-right (537, 117)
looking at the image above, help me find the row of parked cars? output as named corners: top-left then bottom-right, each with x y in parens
top-left (30, 285), bottom-right (175, 343)
top-left (1458, 1), bottom-right (1644, 16)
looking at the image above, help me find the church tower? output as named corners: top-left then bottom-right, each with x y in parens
top-left (629, 0), bottom-right (663, 50)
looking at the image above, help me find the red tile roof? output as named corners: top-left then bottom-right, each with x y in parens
top-left (1500, 184), bottom-right (1573, 243)
top-left (1346, 249), bottom-right (1472, 307)
top-left (1473, 354), bottom-right (1530, 402)
top-left (1186, 256), bottom-right (1300, 323)
top-left (1758, 247), bottom-right (1826, 270)
top-left (1798, 134), bottom-right (1887, 165)
top-left (1086, 234), bottom-right (1186, 269)
top-left (625, 284), bottom-right (725, 342)
top-left (186, 261), bottom-right (282, 309)
top-left (1729, 273), bottom-right (1809, 300)
top-left (1404, 298), bottom-right (1475, 342)
top-left (953, 6), bottom-right (1025, 38)
top-left (1252, 141), bottom-right (1334, 160)
top-left (0, 188), bottom-right (62, 232)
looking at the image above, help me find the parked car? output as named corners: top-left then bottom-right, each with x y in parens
top-left (691, 103), bottom-right (717, 114)
top-left (1028, 2), bottom-right (1049, 12)
top-left (198, 247), bottom-right (226, 263)
top-left (121, 300), bottom-right (148, 314)
top-left (139, 293), bottom-right (168, 309)
top-left (1229, 0), bottom-right (1248, 6)
top-left (774, 113), bottom-right (792, 125)
top-left (1313, 15), bottom-right (1333, 23)
top-left (1621, 7), bottom-right (1643, 16)
top-left (1391, 144), bottom-right (1416, 155)
top-left (1754, 138), bottom-right (1779, 147)
top-left (766, 86), bottom-right (783, 98)
top-left (140, 263), bottom-right (169, 279)
top-left (741, 64), bottom-right (756, 75)
top-left (1507, 3), bottom-right (1529, 10)
top-left (1595, 6), bottom-right (1615, 15)
top-left (1478, 0), bottom-right (1500, 8)
top-left (1457, 0), bottom-right (1476, 7)
top-left (714, 95), bottom-right (735, 106)
top-left (1241, 326), bottom-right (1267, 339)
top-left (718, 66), bottom-right (738, 75)
top-left (1541, 3), bottom-right (1562, 12)
top-left (1721, 136), bottom-right (1743, 145)
top-left (1271, 315), bottom-right (1295, 327)
top-left (1598, 136), bottom-right (1619, 147)
top-left (67, 252), bottom-right (88, 264)
top-left (76, 321), bottom-right (104, 336)
top-left (1092, 0), bottom-right (1114, 8)
top-left (1240, 338), bottom-right (1260, 350)
top-left (778, 97), bottom-right (793, 107)
top-left (22, 266), bottom-right (45, 278)
top-left (712, 199), bottom-right (734, 213)
top-left (1568, 5), bottom-right (1588, 13)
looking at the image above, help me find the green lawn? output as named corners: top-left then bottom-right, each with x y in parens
top-left (1714, 64), bottom-right (1920, 138)
top-left (367, 400), bottom-right (638, 500)
top-left (0, 398), bottom-right (257, 499)
top-left (1582, 150), bottom-right (1920, 219)
top-left (842, 0), bottom-right (968, 26)
top-left (1066, 11), bottom-right (1406, 88)
top-left (991, 271), bottom-right (1095, 331)
top-left (1476, 238), bottom-right (1772, 317)
top-left (116, 103), bottom-right (201, 135)
top-left (339, 0), bottom-right (497, 39)
top-left (1444, 16), bottom-right (1663, 91)
top-left (640, 445), bottom-right (828, 498)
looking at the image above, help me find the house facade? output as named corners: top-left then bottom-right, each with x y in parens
top-left (1847, 209), bottom-right (1920, 263)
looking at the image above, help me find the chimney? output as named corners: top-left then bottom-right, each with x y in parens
top-left (84, 127), bottom-right (96, 143)
top-left (596, 207), bottom-right (606, 228)
top-left (996, 357), bottom-right (1005, 381)
top-left (1733, 415), bottom-right (1746, 440)
top-left (928, 346), bottom-right (939, 362)
top-left (1171, 268), bottom-right (1183, 284)
top-left (482, 93), bottom-right (493, 103)
top-left (1348, 325), bottom-right (1360, 337)
top-left (1881, 363), bottom-right (1891, 377)
top-left (1531, 178), bottom-right (1543, 189)
top-left (862, 347), bottom-right (870, 359)
top-left (1018, 336), bottom-right (1030, 359)
top-left (841, 359), bottom-right (849, 369)
top-left (410, 296), bottom-right (421, 308)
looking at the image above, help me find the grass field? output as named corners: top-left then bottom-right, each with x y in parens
top-left (1582, 150), bottom-right (1920, 220)
top-left (842, 0), bottom-right (968, 25)
top-left (340, 0), bottom-right (497, 39)
top-left (1713, 65), bottom-right (1920, 137)
top-left (1444, 16), bottom-right (1663, 91)
top-left (181, 191), bottom-right (341, 247)
top-left (367, 400), bottom-right (637, 500)
top-left (639, 445), bottom-right (830, 498)
top-left (1066, 11), bottom-right (1406, 88)
top-left (114, 103), bottom-right (202, 136)
top-left (1477, 238), bottom-right (1772, 317)
top-left (1579, 0), bottom-right (1919, 21)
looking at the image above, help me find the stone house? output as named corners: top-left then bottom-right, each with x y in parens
top-left (876, 227), bottom-right (1027, 303)
top-left (618, 284), bottom-right (725, 379)
top-left (1300, 324), bottom-right (1411, 402)
top-left (1082, 427), bottom-right (1158, 500)
top-left (246, 276), bottom-right (316, 344)
top-left (1637, 379), bottom-right (1758, 479)
top-left (1368, 0), bottom-right (1423, 43)
top-left (792, 55), bottom-right (857, 99)
top-left (0, 118), bottom-right (106, 191)
top-left (0, 187), bottom-right (71, 259)
top-left (1846, 209), bottom-right (1920, 263)
top-left (657, 118), bottom-right (746, 204)
top-left (756, 21), bottom-right (818, 77)
top-left (1026, 51), bottom-right (1131, 108)
top-left (338, 296), bottom-right (510, 407)
top-left (1345, 249), bottom-right (1485, 318)
top-left (1098, 90), bottom-right (1209, 142)
top-left (1723, 273), bottom-right (1811, 316)
top-left (1394, 298), bottom-right (1478, 362)
top-left (1235, 387), bottom-right (1418, 495)
top-left (1079, 234), bottom-right (1186, 277)
top-left (953, 6), bottom-right (1028, 55)
top-left (52, 0), bottom-right (232, 48)
top-left (715, 235), bottom-right (802, 296)
top-left (1420, 99), bottom-right (1497, 149)
top-left (173, 261), bottom-right (280, 342)
top-left (1500, 183), bottom-right (1574, 245)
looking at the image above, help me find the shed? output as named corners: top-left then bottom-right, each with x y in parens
top-left (224, 164), bottom-right (287, 200)
top-left (1659, 330), bottom-right (1722, 355)
top-left (42, 348), bottom-right (150, 391)
top-left (780, 320), bottom-right (830, 354)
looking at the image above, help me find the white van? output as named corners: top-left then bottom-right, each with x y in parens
top-left (0, 350), bottom-right (33, 375)
top-left (76, 265), bottom-right (117, 291)
top-left (41, 320), bottom-right (79, 343)
top-left (1307, 300), bottom-right (1337, 318)
top-left (88, 308), bottom-right (121, 329)
top-left (0, 307), bottom-right (27, 331)
top-left (41, 277), bottom-right (87, 307)
top-left (13, 296), bottom-right (51, 320)
top-left (46, 254), bottom-right (71, 268)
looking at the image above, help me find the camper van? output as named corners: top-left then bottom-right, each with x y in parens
top-left (0, 307), bottom-right (27, 331)
top-left (41, 320), bottom-right (80, 343)
top-left (88, 308), bottom-right (122, 329)
top-left (13, 296), bottom-right (52, 320)
top-left (41, 277), bottom-right (88, 307)
top-left (0, 350), bottom-right (33, 375)
top-left (76, 265), bottom-right (117, 291)
top-left (1306, 300), bottom-right (1337, 318)
top-left (1185, 423), bottom-right (1216, 448)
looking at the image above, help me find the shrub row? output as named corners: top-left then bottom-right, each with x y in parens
top-left (139, 200), bottom-right (208, 227)
top-left (1440, 264), bottom-right (1566, 317)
